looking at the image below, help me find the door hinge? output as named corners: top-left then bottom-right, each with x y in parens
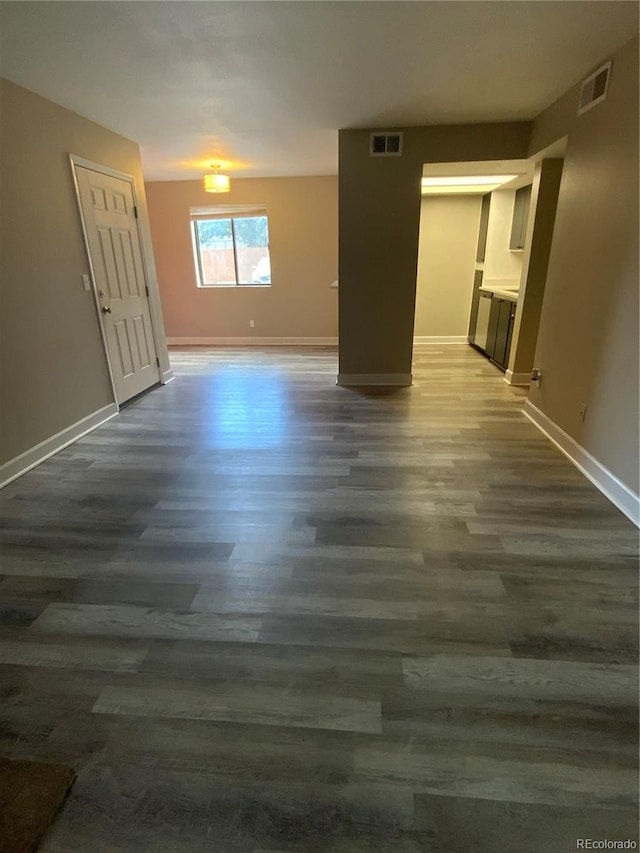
top-left (156, 357), bottom-right (160, 367)
top-left (145, 285), bottom-right (149, 297)
top-left (133, 205), bottom-right (138, 219)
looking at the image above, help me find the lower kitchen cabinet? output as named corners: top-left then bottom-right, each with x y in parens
top-left (503, 304), bottom-right (516, 367)
top-left (472, 290), bottom-right (493, 351)
top-left (492, 298), bottom-right (515, 368)
top-left (467, 270), bottom-right (484, 344)
top-left (470, 292), bottom-right (516, 370)
top-left (485, 295), bottom-right (501, 358)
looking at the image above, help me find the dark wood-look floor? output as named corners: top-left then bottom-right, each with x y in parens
top-left (1, 346), bottom-right (638, 852)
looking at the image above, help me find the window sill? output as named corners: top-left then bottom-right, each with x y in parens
top-left (197, 283), bottom-right (272, 289)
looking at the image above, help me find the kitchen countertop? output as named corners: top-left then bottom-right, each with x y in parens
top-left (480, 284), bottom-right (519, 302)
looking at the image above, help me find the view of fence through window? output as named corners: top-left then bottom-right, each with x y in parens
top-left (193, 215), bottom-right (271, 286)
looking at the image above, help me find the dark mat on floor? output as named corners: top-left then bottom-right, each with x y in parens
top-left (0, 757), bottom-right (76, 853)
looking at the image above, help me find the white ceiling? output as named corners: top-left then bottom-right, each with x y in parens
top-left (1, 2), bottom-right (637, 180)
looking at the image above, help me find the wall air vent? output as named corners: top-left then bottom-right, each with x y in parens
top-left (577, 60), bottom-right (612, 116)
top-left (370, 132), bottom-right (403, 157)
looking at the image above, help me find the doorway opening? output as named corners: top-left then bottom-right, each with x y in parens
top-left (412, 145), bottom-right (565, 387)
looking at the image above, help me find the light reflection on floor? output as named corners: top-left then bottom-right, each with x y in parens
top-left (203, 368), bottom-right (289, 449)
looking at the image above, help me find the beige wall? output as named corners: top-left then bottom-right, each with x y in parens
top-left (144, 177), bottom-right (338, 340)
top-left (508, 159), bottom-right (563, 377)
top-left (483, 190), bottom-right (523, 284)
top-left (527, 36), bottom-right (639, 493)
top-left (0, 79), bottom-right (169, 466)
top-left (338, 122), bottom-right (531, 380)
top-left (414, 196), bottom-right (481, 337)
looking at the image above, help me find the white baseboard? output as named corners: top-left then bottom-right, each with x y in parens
top-left (337, 373), bottom-right (412, 387)
top-left (167, 337), bottom-right (338, 347)
top-left (413, 336), bottom-right (468, 345)
top-left (161, 368), bottom-right (175, 384)
top-left (505, 369), bottom-right (531, 386)
top-left (524, 401), bottom-right (639, 527)
top-left (0, 403), bottom-right (119, 490)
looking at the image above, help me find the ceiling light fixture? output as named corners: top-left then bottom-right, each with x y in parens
top-left (203, 163), bottom-right (231, 193)
top-left (421, 174), bottom-right (518, 195)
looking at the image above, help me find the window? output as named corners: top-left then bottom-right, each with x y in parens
top-left (190, 206), bottom-right (271, 287)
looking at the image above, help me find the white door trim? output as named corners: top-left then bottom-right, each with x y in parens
top-left (68, 154), bottom-right (162, 408)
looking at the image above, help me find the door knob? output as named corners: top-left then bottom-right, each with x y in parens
top-left (101, 306), bottom-right (112, 314)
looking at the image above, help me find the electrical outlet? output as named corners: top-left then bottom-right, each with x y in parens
top-left (579, 403), bottom-right (587, 421)
top-left (249, 320), bottom-right (255, 328)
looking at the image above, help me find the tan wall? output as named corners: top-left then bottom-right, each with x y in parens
top-left (527, 36), bottom-right (639, 493)
top-left (414, 196), bottom-right (481, 337)
top-left (509, 159), bottom-right (563, 376)
top-left (0, 79), bottom-right (169, 465)
top-left (483, 190), bottom-right (523, 284)
top-left (338, 122), bottom-right (531, 379)
top-left (144, 177), bottom-right (338, 340)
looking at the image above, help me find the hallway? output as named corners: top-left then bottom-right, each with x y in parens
top-left (0, 346), bottom-right (637, 852)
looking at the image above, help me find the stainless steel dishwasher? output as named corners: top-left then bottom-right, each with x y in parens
top-left (475, 290), bottom-right (493, 352)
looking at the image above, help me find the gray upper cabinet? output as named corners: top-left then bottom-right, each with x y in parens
top-left (509, 184), bottom-right (532, 251)
top-left (468, 269), bottom-right (484, 344)
top-left (476, 193), bottom-right (491, 262)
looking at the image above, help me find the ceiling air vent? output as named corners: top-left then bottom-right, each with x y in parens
top-left (577, 60), bottom-right (612, 116)
top-left (370, 132), bottom-right (403, 157)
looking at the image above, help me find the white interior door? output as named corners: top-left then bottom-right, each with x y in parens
top-left (75, 165), bottom-right (160, 404)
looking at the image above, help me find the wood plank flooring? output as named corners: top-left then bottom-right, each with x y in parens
top-left (1, 345), bottom-right (638, 852)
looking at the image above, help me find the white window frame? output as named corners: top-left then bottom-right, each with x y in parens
top-left (190, 205), bottom-right (271, 288)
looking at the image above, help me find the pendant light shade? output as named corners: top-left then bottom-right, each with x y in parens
top-left (203, 164), bottom-right (230, 193)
